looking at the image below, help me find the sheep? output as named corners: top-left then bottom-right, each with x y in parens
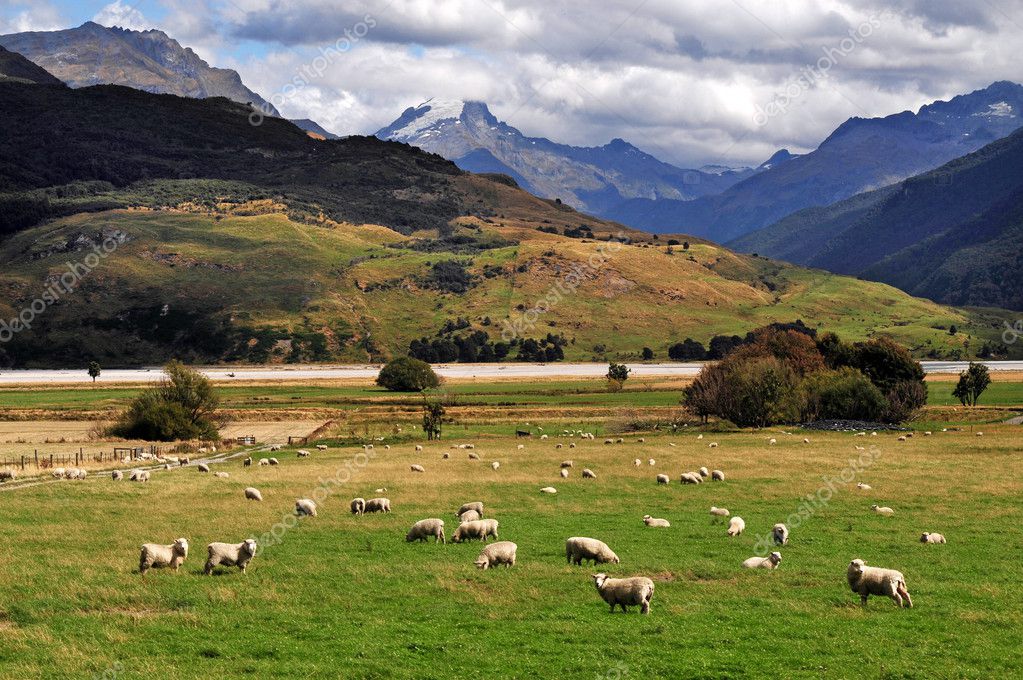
top-left (364, 497), bottom-right (391, 513)
top-left (772, 523), bottom-right (789, 545)
top-left (742, 551), bottom-right (782, 569)
top-left (540, 434), bottom-right (549, 440)
top-left (268, 458), bottom-right (280, 466)
top-left (410, 464), bottom-right (425, 473)
top-left (656, 474), bottom-right (669, 484)
top-left (51, 468), bottom-right (66, 479)
top-left (769, 438), bottom-right (777, 445)
top-left (295, 498), bottom-right (317, 517)
top-left (197, 463), bottom-right (210, 473)
top-left (540, 486), bottom-right (558, 494)
top-left (297, 450), bottom-right (310, 458)
top-left (451, 519), bottom-right (499, 543)
top-left (897, 436), bottom-right (907, 442)
top-left (697, 434), bottom-right (704, 440)
top-left (556, 443), bottom-right (563, 449)
top-left (648, 459), bottom-right (655, 466)
top-left (475, 541), bottom-right (517, 569)
top-left (244, 487), bottom-right (263, 501)
top-left (708, 442), bottom-right (718, 448)
top-left (699, 467), bottom-right (709, 478)
top-left (316, 444), bottom-right (328, 451)
top-left (643, 515), bottom-right (670, 528)
top-left (924, 431), bottom-right (932, 436)
top-left (180, 457), bottom-right (190, 466)
top-left (616, 438), bottom-right (624, 444)
top-left (592, 573), bottom-right (654, 614)
top-left (204, 539), bottom-right (258, 575)
top-left (258, 458), bottom-right (270, 466)
top-left (129, 469), bottom-right (150, 482)
top-left (243, 457), bottom-right (252, 466)
top-left (406, 518), bottom-right (446, 544)
top-left (637, 437), bottom-right (645, 443)
top-left (0, 468), bottom-right (16, 482)
top-left (558, 468), bottom-right (568, 479)
top-left (711, 469), bottom-right (725, 481)
top-left (213, 471), bottom-right (229, 478)
top-left (634, 458), bottom-right (642, 467)
top-left (709, 506), bottom-right (730, 518)
top-left (558, 460), bottom-right (574, 469)
top-left (680, 472), bottom-right (702, 484)
top-left (491, 461), bottom-right (501, 471)
top-left (457, 502), bottom-right (484, 517)
top-left (459, 509), bottom-right (482, 523)
top-left (920, 532), bottom-right (946, 544)
top-left (857, 482), bottom-right (872, 490)
top-left (139, 538), bottom-right (189, 574)
top-left (847, 559), bottom-right (912, 607)
top-left (384, 445), bottom-right (391, 450)
top-left (604, 438), bottom-right (614, 445)
top-left (269, 445), bottom-right (282, 452)
top-left (803, 438), bottom-right (810, 444)
top-left (582, 468), bottom-right (597, 479)
top-left (570, 442), bottom-right (576, 448)
top-left (350, 497), bottom-right (365, 515)
top-left (415, 445), bottom-right (424, 452)
top-left (727, 516), bottom-right (745, 537)
top-left (871, 504), bottom-right (895, 517)
top-left (442, 453), bottom-right (450, 459)
top-left (468, 453), bottom-right (480, 460)
top-left (566, 537), bottom-right (619, 565)
top-left (111, 470), bottom-right (124, 481)
top-left (516, 444), bottom-right (525, 450)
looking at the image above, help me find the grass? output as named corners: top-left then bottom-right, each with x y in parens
top-left (1, 427), bottom-right (1020, 678)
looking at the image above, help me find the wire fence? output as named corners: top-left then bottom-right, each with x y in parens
top-left (0, 446), bottom-right (168, 471)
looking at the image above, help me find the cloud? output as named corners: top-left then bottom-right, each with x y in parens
top-left (0, 1), bottom-right (65, 33)
top-left (93, 0), bottom-right (152, 31)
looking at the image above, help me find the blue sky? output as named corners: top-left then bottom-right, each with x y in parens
top-left (2, 0), bottom-right (1020, 167)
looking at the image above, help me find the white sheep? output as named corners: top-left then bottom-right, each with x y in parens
top-left (711, 469), bottom-right (725, 481)
top-left (560, 468), bottom-right (569, 478)
top-left (468, 452), bottom-right (480, 460)
top-left (697, 434), bottom-right (704, 440)
top-left (709, 506), bottom-right (730, 518)
top-left (920, 532), bottom-right (946, 544)
top-left (566, 537), bottom-right (619, 565)
top-left (129, 469), bottom-right (149, 482)
top-left (415, 445), bottom-right (424, 452)
top-left (139, 538), bottom-right (189, 574)
top-left (604, 438), bottom-right (614, 445)
top-left (708, 442), bottom-right (718, 448)
top-left (244, 487), bottom-right (263, 501)
top-left (847, 558), bottom-right (912, 607)
top-left (475, 541), bottom-right (517, 569)
top-left (540, 486), bottom-right (558, 494)
top-left (560, 460), bottom-right (574, 468)
top-left (699, 467), bottom-right (709, 478)
top-left (410, 464), bottom-right (425, 473)
top-left (517, 444), bottom-right (525, 450)
top-left (871, 504), bottom-right (895, 517)
top-left (442, 452), bottom-right (450, 459)
top-left (243, 457), bottom-right (252, 466)
top-left (364, 497), bottom-right (391, 513)
top-left (350, 497), bottom-right (365, 515)
top-left (592, 573), bottom-right (654, 614)
top-left (295, 498), bottom-right (317, 517)
top-left (570, 442), bottom-right (576, 448)
top-left (769, 438), bottom-right (777, 445)
top-left (540, 434), bottom-right (548, 440)
top-left (0, 469), bottom-right (16, 482)
top-left (637, 437), bottom-right (645, 443)
top-left (111, 470), bottom-right (124, 481)
top-left (680, 472), bottom-right (702, 484)
top-left (214, 471), bottom-right (229, 478)
top-left (268, 458), bottom-right (280, 466)
top-left (643, 515), bottom-right (670, 528)
top-left (556, 443), bottom-right (563, 449)
top-left (727, 516), bottom-right (745, 536)
top-left (258, 458), bottom-right (270, 466)
top-left (490, 461), bottom-right (501, 471)
top-left (297, 450), bottom-right (310, 458)
top-left (269, 445), bottom-right (282, 452)
top-left (634, 458), bottom-right (642, 467)
top-left (459, 509), bottom-right (482, 523)
top-left (656, 474), bottom-right (669, 484)
top-left (316, 444), bottom-right (328, 451)
top-left (451, 519), bottom-right (499, 543)
top-left (582, 468), bottom-right (597, 479)
top-left (742, 551), bottom-right (782, 569)
top-left (856, 482), bottom-right (872, 490)
top-left (772, 523), bottom-right (789, 545)
top-left (204, 539), bottom-right (258, 575)
top-left (406, 518), bottom-right (446, 544)
top-left (457, 502), bottom-right (484, 518)
top-left (648, 459), bottom-right (655, 466)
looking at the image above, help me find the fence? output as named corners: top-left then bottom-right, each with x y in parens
top-left (0, 445), bottom-right (168, 471)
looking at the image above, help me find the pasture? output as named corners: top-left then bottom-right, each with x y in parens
top-left (1, 425), bottom-right (1020, 679)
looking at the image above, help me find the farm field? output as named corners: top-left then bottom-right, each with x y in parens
top-left (1, 425), bottom-right (1020, 679)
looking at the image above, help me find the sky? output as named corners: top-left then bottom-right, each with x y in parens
top-left (1, 0), bottom-right (1021, 167)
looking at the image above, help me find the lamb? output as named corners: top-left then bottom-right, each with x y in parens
top-left (0, 468), bottom-right (16, 482)
top-left (540, 434), bottom-right (548, 440)
top-left (560, 468), bottom-right (569, 478)
top-left (410, 464), bottom-right (425, 473)
top-left (556, 443), bottom-right (563, 449)
top-left (920, 532), bottom-right (946, 544)
top-left (697, 434), bottom-right (703, 440)
top-left (244, 487), bottom-right (263, 501)
top-left (516, 445), bottom-right (524, 450)
top-left (592, 573), bottom-right (654, 614)
top-left (350, 497), bottom-right (365, 515)
top-left (656, 474), bottom-right (669, 484)
top-left (51, 467), bottom-right (67, 479)
top-left (111, 470), bottom-right (124, 481)
top-left (474, 541), bottom-right (517, 569)
top-left (139, 538), bottom-right (189, 574)
top-left (604, 438), bottom-right (614, 445)
top-left (711, 469), bottom-right (725, 481)
top-left (742, 551), bottom-right (782, 569)
top-left (582, 468), bottom-right (597, 479)
top-left (769, 438), bottom-right (777, 445)
top-left (295, 498), bottom-right (317, 517)
top-left (442, 453), bottom-right (450, 459)
top-left (727, 516), bottom-right (745, 536)
top-left (803, 438), bottom-right (810, 444)
top-left (772, 523), bottom-right (789, 545)
top-left (364, 497), bottom-right (391, 513)
top-left (637, 437), bottom-right (645, 443)
top-left (204, 539), bottom-right (258, 575)
top-left (406, 518), bottom-right (446, 544)
top-left (643, 515), bottom-right (670, 528)
top-left (451, 519), bottom-right (499, 543)
top-left (491, 461), bottom-right (500, 471)
top-left (871, 504), bottom-right (895, 517)
top-left (458, 509), bottom-right (482, 523)
top-left (847, 558), bottom-right (912, 607)
top-left (570, 442), bottom-right (576, 448)
top-left (566, 537), bottom-right (620, 565)
top-left (269, 445), bottom-right (282, 452)
top-left (709, 506), bottom-right (730, 518)
top-left (699, 467), bottom-right (709, 478)
top-left (457, 502), bottom-right (484, 518)
top-left (540, 486), bottom-right (557, 494)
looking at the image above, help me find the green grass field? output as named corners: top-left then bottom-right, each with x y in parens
top-left (1, 427), bottom-right (1020, 679)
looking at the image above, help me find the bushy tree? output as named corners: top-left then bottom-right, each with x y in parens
top-left (800, 368), bottom-right (887, 422)
top-left (111, 361), bottom-right (221, 441)
top-left (606, 361), bottom-right (630, 392)
top-left (422, 400), bottom-right (445, 440)
top-left (952, 362), bottom-right (991, 406)
top-left (668, 338), bottom-right (707, 361)
top-left (376, 357), bottom-right (440, 392)
top-left (87, 361), bottom-right (101, 382)
top-left (641, 347), bottom-right (654, 361)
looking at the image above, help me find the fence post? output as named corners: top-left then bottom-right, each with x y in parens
top-left (21, 455), bottom-right (25, 470)
top-left (34, 450), bottom-right (38, 468)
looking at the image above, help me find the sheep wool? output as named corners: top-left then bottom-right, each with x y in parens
top-left (350, 497), bottom-right (366, 515)
top-left (540, 486), bottom-right (558, 494)
top-left (491, 461), bottom-right (500, 471)
top-left (566, 537), bottom-right (620, 566)
top-left (582, 468), bottom-right (597, 479)
top-left (457, 502), bottom-right (484, 518)
top-left (871, 504), bottom-right (895, 517)
top-left (656, 474), bottom-right (669, 484)
top-left (197, 463), bottom-right (210, 473)
top-left (772, 523), bottom-right (789, 545)
top-left (592, 573), bottom-right (655, 614)
top-left (407, 518), bottom-right (446, 544)
top-left (364, 497), bottom-right (391, 513)
top-left (727, 516), bottom-right (745, 537)
top-left (920, 532), bottom-right (946, 544)
top-left (742, 552), bottom-right (782, 569)
top-left (244, 487), bottom-right (263, 502)
top-left (699, 467), bottom-right (709, 478)
top-left (410, 464), bottom-right (425, 473)
top-left (205, 539), bottom-right (258, 575)
top-left (294, 498), bottom-right (317, 517)
top-left (475, 541), bottom-right (517, 569)
top-left (111, 470), bottom-right (124, 481)
top-left (709, 506), bottom-right (729, 518)
top-left (847, 559), bottom-right (912, 607)
top-left (451, 519), bottom-right (499, 543)
top-left (458, 509), bottom-right (481, 523)
top-left (711, 469), bottom-right (725, 481)
top-left (139, 538), bottom-right (189, 574)
top-left (643, 515), bottom-right (670, 528)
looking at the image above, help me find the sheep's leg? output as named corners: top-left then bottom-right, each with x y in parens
top-left (897, 583), bottom-right (913, 608)
top-left (641, 600), bottom-right (650, 615)
top-left (860, 593), bottom-right (869, 605)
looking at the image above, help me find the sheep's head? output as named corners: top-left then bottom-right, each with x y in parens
top-left (174, 538), bottom-right (189, 555)
top-left (848, 559), bottom-right (866, 581)
top-left (610, 553), bottom-right (621, 564)
top-left (769, 552), bottom-right (782, 565)
top-left (920, 533), bottom-right (930, 542)
top-left (243, 539), bottom-right (258, 555)
top-left (474, 556), bottom-right (489, 569)
top-left (592, 573), bottom-right (608, 588)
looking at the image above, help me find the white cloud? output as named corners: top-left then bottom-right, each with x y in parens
top-left (0, 1), bottom-right (65, 33)
top-left (92, 0), bottom-right (152, 31)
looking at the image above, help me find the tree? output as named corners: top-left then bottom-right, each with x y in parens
top-left (606, 361), bottom-right (630, 392)
top-left (953, 362), bottom-right (991, 406)
top-left (422, 400), bottom-right (445, 440)
top-left (87, 361), bottom-right (101, 383)
top-left (641, 347), bottom-right (654, 361)
top-left (800, 368), bottom-right (887, 422)
top-left (111, 361), bottom-right (221, 441)
top-left (377, 357), bottom-right (440, 392)
top-left (668, 339), bottom-right (707, 361)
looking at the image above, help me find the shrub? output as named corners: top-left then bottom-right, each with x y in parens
top-left (668, 338), bottom-right (706, 361)
top-left (641, 347), bottom-right (654, 360)
top-left (953, 362), bottom-right (991, 406)
top-left (800, 368), bottom-right (887, 422)
top-left (376, 357), bottom-right (440, 392)
top-left (111, 361), bottom-right (221, 441)
top-left (683, 354), bottom-right (800, 428)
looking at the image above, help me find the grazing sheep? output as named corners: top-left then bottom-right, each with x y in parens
top-left (350, 498), bottom-right (365, 515)
top-left (616, 438), bottom-right (624, 444)
top-left (558, 460), bottom-right (575, 470)
top-left (643, 515), bottom-right (670, 528)
top-left (459, 509), bottom-right (482, 523)
top-left (410, 464), bottom-right (425, 473)
top-left (0, 468), bottom-right (16, 482)
top-left (442, 453), bottom-right (450, 459)
top-left (491, 461), bottom-right (501, 471)
top-left (656, 474), bottom-right (669, 484)
top-left (406, 518), bottom-right (446, 544)
top-left (592, 573), bottom-right (654, 614)
top-left (415, 445), bottom-right (424, 452)
top-left (457, 502), bottom-right (484, 517)
top-left (727, 516), bottom-right (745, 536)
top-left (111, 470), bottom-right (123, 481)
top-left (847, 559), bottom-right (912, 607)
top-left (316, 444), bottom-right (328, 451)
top-left (698, 467), bottom-right (709, 478)
top-left (637, 437), bottom-right (645, 443)
top-left (214, 471), bottom-right (229, 479)
top-left (697, 434), bottom-right (704, 440)
top-left (269, 445), bottom-right (282, 452)
top-left (924, 431), bottom-right (932, 436)
top-left (920, 532), bottom-right (946, 544)
top-left (384, 445), bottom-right (391, 450)
top-left (204, 539), bottom-right (258, 575)
top-left (857, 482), bottom-right (872, 490)
top-left (871, 504), bottom-right (895, 517)
top-left (769, 438), bottom-right (777, 445)
top-left (648, 459), bottom-right (655, 466)
top-left (243, 457), bottom-right (252, 466)
top-left (51, 468), bottom-right (66, 479)
top-left (364, 498), bottom-right (391, 513)
top-left (517, 444), bottom-right (525, 450)
top-left (451, 519), bottom-right (499, 543)
top-left (268, 458), bottom-right (280, 466)
top-left (560, 468), bottom-right (569, 478)
top-left (164, 463), bottom-right (172, 471)
top-left (475, 541), bottom-right (517, 569)
top-left (297, 450), bottom-right (310, 458)
top-left (244, 487), bottom-right (263, 501)
top-left (196, 463), bottom-right (210, 473)
top-left (680, 472), bottom-right (702, 484)
top-left (556, 443), bottom-right (563, 450)
top-left (898, 436), bottom-right (907, 442)
top-left (976, 432), bottom-right (984, 437)
top-left (540, 434), bottom-right (548, 440)
top-left (582, 468), bottom-right (597, 479)
top-left (709, 442), bottom-right (718, 448)
top-left (540, 486), bottom-right (558, 494)
top-left (130, 469), bottom-right (150, 482)
top-left (709, 506), bottom-right (730, 518)
top-left (295, 498), bottom-right (317, 517)
top-left (570, 442), bottom-right (576, 448)
top-left (803, 438), bottom-right (810, 444)
top-left (139, 538), bottom-right (189, 574)
top-left (258, 458), bottom-right (270, 466)
top-left (468, 453), bottom-right (480, 460)
top-left (711, 469), bottom-right (725, 481)
top-left (772, 523), bottom-right (789, 545)
top-left (566, 537), bottom-right (620, 565)
top-left (634, 458), bottom-right (642, 467)
top-left (604, 438), bottom-right (614, 445)
top-left (742, 551), bottom-right (782, 569)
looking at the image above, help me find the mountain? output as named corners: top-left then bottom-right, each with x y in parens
top-left (291, 118), bottom-right (341, 140)
top-left (0, 21), bottom-right (281, 116)
top-left (732, 127), bottom-right (1023, 310)
top-left (606, 81), bottom-right (1023, 241)
top-left (0, 80), bottom-right (1013, 367)
top-left (0, 45), bottom-right (64, 85)
top-left (375, 99), bottom-right (761, 215)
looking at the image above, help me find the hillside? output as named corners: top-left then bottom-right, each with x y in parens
top-left (733, 127), bottom-right (1023, 310)
top-left (606, 81), bottom-right (1023, 241)
top-left (0, 45), bottom-right (63, 85)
